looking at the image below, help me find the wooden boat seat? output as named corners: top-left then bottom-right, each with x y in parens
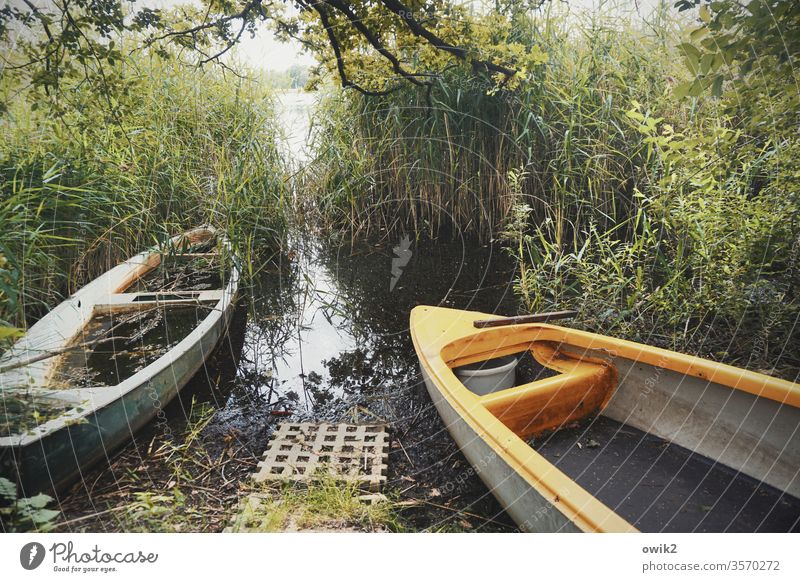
top-left (478, 341), bottom-right (617, 439)
top-left (94, 289), bottom-right (225, 313)
top-left (114, 251), bottom-right (219, 292)
top-left (166, 252), bottom-right (219, 258)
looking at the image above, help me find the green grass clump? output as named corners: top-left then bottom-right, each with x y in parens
top-left (231, 477), bottom-right (404, 532)
top-left (308, 7), bottom-right (682, 242)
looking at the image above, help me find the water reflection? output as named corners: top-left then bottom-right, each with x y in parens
top-left (59, 90), bottom-right (525, 531)
top-left (211, 230), bottom-right (523, 530)
top-left (228, 232), bottom-right (519, 418)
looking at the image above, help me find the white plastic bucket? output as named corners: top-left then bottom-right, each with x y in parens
top-left (454, 354), bottom-right (519, 396)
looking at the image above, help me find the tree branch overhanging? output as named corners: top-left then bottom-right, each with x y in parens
top-left (299, 0), bottom-right (516, 97)
top-left (143, 0), bottom-right (271, 69)
top-left (322, 0), bottom-right (429, 88)
top-left (301, 0), bottom-right (397, 97)
top-left (7, 0), bottom-right (518, 101)
top-left (20, 0), bottom-right (56, 94)
top-left (377, 0), bottom-right (517, 79)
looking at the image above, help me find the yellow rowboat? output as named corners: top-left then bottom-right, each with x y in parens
top-left (410, 305), bottom-right (800, 532)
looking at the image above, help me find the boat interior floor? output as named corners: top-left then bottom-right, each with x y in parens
top-left (48, 306), bottom-right (209, 389)
top-left (532, 415), bottom-right (800, 532)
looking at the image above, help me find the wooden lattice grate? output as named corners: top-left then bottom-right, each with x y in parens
top-left (253, 422), bottom-right (389, 490)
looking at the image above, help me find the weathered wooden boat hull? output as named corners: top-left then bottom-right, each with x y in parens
top-left (0, 227), bottom-right (239, 496)
top-left (410, 305), bottom-right (800, 532)
top-left (1, 307), bottom-right (232, 496)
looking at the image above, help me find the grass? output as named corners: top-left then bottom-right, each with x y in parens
top-left (230, 477), bottom-right (404, 532)
top-left (0, 49), bottom-right (288, 331)
top-left (52, 399), bottom-right (403, 533)
top-left (307, 6), bottom-right (684, 242)
top-left (53, 399), bottom-right (250, 533)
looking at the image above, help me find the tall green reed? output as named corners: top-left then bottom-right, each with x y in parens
top-left (308, 9), bottom-right (681, 242)
top-left (0, 52), bottom-right (287, 329)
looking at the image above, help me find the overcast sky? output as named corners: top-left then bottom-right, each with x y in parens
top-left (138, 0), bottom-right (315, 72)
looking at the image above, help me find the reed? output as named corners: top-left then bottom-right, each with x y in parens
top-left (0, 51), bottom-right (288, 330)
top-left (307, 7), bottom-right (681, 242)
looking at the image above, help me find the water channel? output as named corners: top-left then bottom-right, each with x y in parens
top-left (58, 90), bottom-right (523, 532)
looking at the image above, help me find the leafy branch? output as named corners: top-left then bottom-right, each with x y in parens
top-left (2, 0), bottom-right (525, 102)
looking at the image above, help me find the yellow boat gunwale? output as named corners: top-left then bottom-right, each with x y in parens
top-left (409, 305), bottom-right (800, 533)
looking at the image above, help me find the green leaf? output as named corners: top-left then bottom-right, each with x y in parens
top-left (673, 81), bottom-right (693, 99)
top-left (0, 326), bottom-right (22, 340)
top-left (30, 508), bottom-right (60, 525)
top-left (711, 52), bottom-right (725, 71)
top-left (0, 477), bottom-right (16, 500)
top-left (711, 75), bottom-right (724, 97)
top-left (625, 109), bottom-right (645, 122)
top-left (528, 44), bottom-right (548, 65)
top-left (676, 43), bottom-right (702, 61)
top-left (688, 78), bottom-right (705, 97)
top-left (684, 57), bottom-right (701, 75)
top-left (701, 53), bottom-right (714, 74)
top-left (24, 493), bottom-right (54, 509)
top-left (690, 26), bottom-right (709, 41)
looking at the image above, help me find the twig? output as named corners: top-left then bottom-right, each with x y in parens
top-left (399, 406), bottom-right (426, 440)
top-left (0, 335), bottom-right (134, 374)
top-left (412, 499), bottom-right (510, 528)
top-left (395, 437), bottom-right (414, 467)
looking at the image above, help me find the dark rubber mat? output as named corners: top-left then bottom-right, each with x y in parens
top-left (533, 415), bottom-right (800, 532)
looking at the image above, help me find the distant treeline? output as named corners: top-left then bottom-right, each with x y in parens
top-left (263, 65), bottom-right (310, 90)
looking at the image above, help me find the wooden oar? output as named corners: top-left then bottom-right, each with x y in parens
top-left (473, 309), bottom-right (578, 328)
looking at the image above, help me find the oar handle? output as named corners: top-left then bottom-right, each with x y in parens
top-left (473, 310), bottom-right (578, 328)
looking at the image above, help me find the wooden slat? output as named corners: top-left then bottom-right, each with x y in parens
top-left (93, 290), bottom-right (225, 312)
top-left (473, 310), bottom-right (578, 328)
top-left (162, 252), bottom-right (219, 259)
